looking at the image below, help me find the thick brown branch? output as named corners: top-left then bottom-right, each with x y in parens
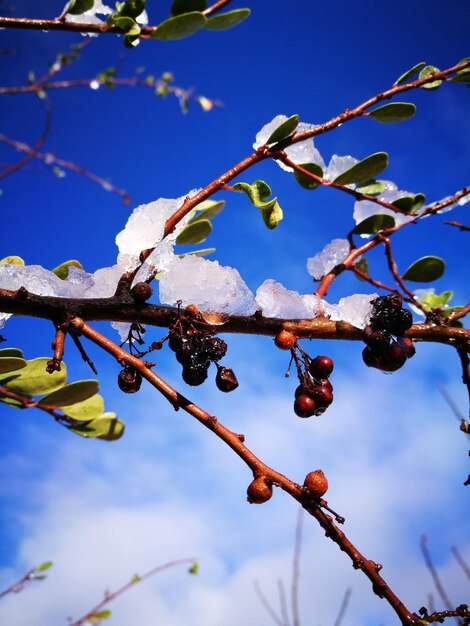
top-left (0, 288), bottom-right (468, 346)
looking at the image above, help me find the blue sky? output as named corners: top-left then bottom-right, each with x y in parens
top-left (0, 1), bottom-right (469, 625)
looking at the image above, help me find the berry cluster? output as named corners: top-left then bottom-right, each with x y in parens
top-left (294, 355), bottom-right (334, 418)
top-left (362, 294), bottom-right (415, 372)
top-left (169, 330), bottom-right (236, 390)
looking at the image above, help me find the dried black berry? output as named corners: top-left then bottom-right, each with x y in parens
top-left (118, 366), bottom-right (142, 393)
top-left (206, 337), bottom-right (227, 362)
top-left (215, 366), bottom-right (239, 392)
top-left (182, 363), bottom-right (208, 386)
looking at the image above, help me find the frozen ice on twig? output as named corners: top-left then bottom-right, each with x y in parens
top-left (307, 239), bottom-right (350, 280)
top-left (324, 155), bottom-right (358, 181)
top-left (64, 0), bottom-right (113, 26)
top-left (253, 115), bottom-right (325, 172)
top-left (116, 191), bottom-right (199, 276)
top-left (0, 263), bottom-right (65, 296)
top-left (353, 180), bottom-right (416, 236)
top-left (337, 293), bottom-right (378, 328)
top-left (159, 256), bottom-right (258, 316)
top-left (111, 321), bottom-right (131, 342)
top-left (255, 279), bottom-right (323, 319)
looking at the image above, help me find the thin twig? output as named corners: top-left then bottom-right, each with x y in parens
top-left (69, 330), bottom-right (98, 375)
top-left (291, 507), bottom-right (303, 626)
top-left (438, 384), bottom-right (465, 422)
top-left (68, 558), bottom-right (196, 626)
top-left (278, 579), bottom-right (291, 626)
top-left (333, 587), bottom-right (353, 626)
top-left (444, 221), bottom-right (470, 233)
top-left (254, 580), bottom-right (285, 626)
top-left (450, 547), bottom-right (470, 581)
top-left (0, 567), bottom-right (43, 599)
top-left (420, 536), bottom-right (454, 612)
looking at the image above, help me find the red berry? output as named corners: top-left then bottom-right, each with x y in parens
top-left (118, 366), bottom-right (142, 393)
top-left (247, 476), bottom-right (273, 504)
top-left (294, 394), bottom-right (316, 418)
top-left (311, 385), bottom-right (333, 408)
top-left (397, 336), bottom-right (415, 357)
top-left (309, 356), bottom-right (334, 379)
top-left (316, 378), bottom-right (333, 392)
top-left (274, 330), bottom-right (296, 350)
top-left (303, 470), bottom-right (328, 498)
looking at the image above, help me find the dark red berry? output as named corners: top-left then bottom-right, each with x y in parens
top-left (380, 341), bottom-right (407, 371)
top-left (274, 330), bottom-right (296, 350)
top-left (206, 337), bottom-right (227, 362)
top-left (311, 385), bottom-right (333, 408)
top-left (397, 336), bottom-right (415, 357)
top-left (362, 326), bottom-right (390, 350)
top-left (316, 378), bottom-right (333, 392)
top-left (247, 476), bottom-right (272, 504)
top-left (118, 366), bottom-right (142, 393)
top-left (182, 364), bottom-right (208, 386)
top-left (215, 367), bottom-right (239, 392)
top-left (303, 470), bottom-right (328, 498)
top-left (362, 346), bottom-right (381, 369)
top-left (294, 394), bottom-right (316, 418)
top-left (295, 384), bottom-right (307, 398)
top-left (309, 356), bottom-right (334, 379)
top-left (168, 334), bottom-right (184, 352)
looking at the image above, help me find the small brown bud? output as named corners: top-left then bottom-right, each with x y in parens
top-left (247, 476), bottom-right (272, 504)
top-left (303, 469), bottom-right (328, 498)
top-left (130, 282), bottom-right (153, 302)
top-left (185, 304), bottom-right (199, 317)
top-left (274, 330), bottom-right (296, 350)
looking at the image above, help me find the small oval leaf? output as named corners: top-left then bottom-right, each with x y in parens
top-left (402, 256), bottom-right (445, 282)
top-left (205, 8), bottom-right (250, 31)
top-left (35, 561), bottom-right (53, 572)
top-left (62, 393), bottom-right (105, 422)
top-left (394, 61), bottom-right (427, 85)
top-left (152, 12), bottom-right (206, 40)
top-left (0, 396), bottom-right (26, 409)
top-left (52, 260), bottom-right (83, 280)
top-left (70, 413), bottom-right (125, 441)
top-left (419, 65), bottom-right (442, 90)
top-left (354, 214), bottom-right (395, 235)
top-left (451, 69), bottom-right (470, 84)
top-left (0, 357), bottom-right (27, 374)
top-left (176, 219), bottom-right (212, 244)
top-left (369, 102), bottom-right (416, 124)
top-left (266, 114), bottom-right (299, 145)
top-left (179, 248), bottom-right (215, 259)
top-left (66, 0), bottom-right (94, 15)
top-left (0, 348), bottom-right (24, 358)
top-left (293, 162), bottom-right (323, 190)
top-left (189, 200), bottom-right (225, 223)
top-left (5, 358), bottom-right (67, 396)
top-left (38, 380), bottom-right (99, 408)
top-left (171, 0), bottom-right (207, 16)
top-left (355, 180), bottom-right (385, 196)
top-left (392, 193), bottom-right (426, 213)
top-left (0, 256), bottom-right (25, 266)
top-left (334, 152), bottom-right (388, 185)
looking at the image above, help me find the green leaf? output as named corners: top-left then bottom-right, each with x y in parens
top-left (354, 257), bottom-right (369, 281)
top-left (188, 562), bottom-right (199, 574)
top-left (130, 574), bottom-right (141, 583)
top-left (152, 12), bottom-right (206, 40)
top-left (451, 69), bottom-right (470, 84)
top-left (419, 65), bottom-right (442, 89)
top-left (205, 8), bottom-right (250, 31)
top-left (66, 0), bottom-right (94, 15)
top-left (109, 15), bottom-right (141, 36)
top-left (171, 0), bottom-right (206, 16)
top-left (61, 394), bottom-right (105, 422)
top-left (0, 396), bottom-right (27, 409)
top-left (418, 290), bottom-right (453, 311)
top-left (0, 348), bottom-right (24, 358)
top-left (92, 609), bottom-right (111, 619)
top-left (402, 256), bottom-right (445, 282)
top-left (38, 380), bottom-right (99, 408)
top-left (4, 358), bottom-right (67, 396)
top-left (293, 162), bottom-right (323, 190)
top-left (0, 256), bottom-right (25, 266)
top-left (232, 180), bottom-right (283, 229)
top-left (189, 200), bottom-right (225, 223)
top-left (394, 61), bottom-right (426, 85)
top-left (369, 102), bottom-right (416, 124)
top-left (0, 357), bottom-right (27, 374)
top-left (176, 219), bottom-right (212, 245)
top-left (391, 193), bottom-right (426, 213)
top-left (52, 260), bottom-right (83, 280)
top-left (70, 413), bottom-right (125, 441)
top-left (35, 561), bottom-right (53, 572)
top-left (334, 152), bottom-right (388, 185)
top-left (179, 248), bottom-right (215, 259)
top-left (354, 214), bottom-right (395, 235)
top-left (355, 180), bottom-right (385, 195)
top-left (266, 114), bottom-right (299, 145)
top-left (117, 0), bottom-right (145, 18)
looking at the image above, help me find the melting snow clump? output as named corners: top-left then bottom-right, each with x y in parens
top-left (324, 155), bottom-right (358, 181)
top-left (253, 115), bottom-right (325, 172)
top-left (159, 256), bottom-right (258, 316)
top-left (337, 293), bottom-right (378, 328)
top-left (255, 279), bottom-right (323, 319)
top-left (307, 239), bottom-right (350, 280)
top-left (353, 181), bottom-right (417, 235)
